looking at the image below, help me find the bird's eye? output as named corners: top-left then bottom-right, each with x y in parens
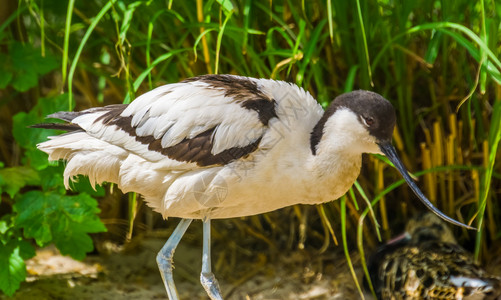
top-left (363, 116), bottom-right (374, 127)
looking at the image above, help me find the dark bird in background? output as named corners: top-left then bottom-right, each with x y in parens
top-left (366, 213), bottom-right (501, 300)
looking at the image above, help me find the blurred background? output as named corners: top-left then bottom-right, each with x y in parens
top-left (0, 0), bottom-right (500, 298)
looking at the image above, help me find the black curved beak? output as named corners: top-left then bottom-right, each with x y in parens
top-left (378, 142), bottom-right (475, 230)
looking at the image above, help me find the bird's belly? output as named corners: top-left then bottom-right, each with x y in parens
top-left (208, 169), bottom-right (359, 219)
top-left (154, 156), bottom-right (361, 220)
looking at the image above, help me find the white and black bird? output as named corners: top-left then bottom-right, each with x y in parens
top-left (34, 74), bottom-right (473, 300)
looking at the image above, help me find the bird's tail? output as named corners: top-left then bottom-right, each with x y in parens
top-left (36, 129), bottom-right (124, 189)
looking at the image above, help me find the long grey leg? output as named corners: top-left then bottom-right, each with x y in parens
top-left (157, 218), bottom-right (193, 300)
top-left (200, 218), bottom-right (223, 300)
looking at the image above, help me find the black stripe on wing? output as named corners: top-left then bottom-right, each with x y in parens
top-left (31, 123), bottom-right (82, 131)
top-left (96, 105), bottom-right (262, 167)
top-left (31, 104), bottom-right (131, 132)
top-left (184, 74), bottom-right (278, 125)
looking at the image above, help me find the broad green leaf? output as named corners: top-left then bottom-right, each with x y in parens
top-left (69, 175), bottom-right (105, 197)
top-left (0, 241), bottom-right (29, 296)
top-left (8, 42), bottom-right (58, 92)
top-left (0, 166), bottom-right (40, 198)
top-left (11, 42), bottom-right (58, 75)
top-left (11, 69), bottom-right (39, 92)
top-left (14, 191), bottom-right (106, 260)
top-left (18, 240), bottom-right (36, 260)
top-left (38, 165), bottom-right (65, 192)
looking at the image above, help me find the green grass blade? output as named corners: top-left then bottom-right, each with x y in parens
top-left (146, 10), bottom-right (168, 89)
top-left (424, 30), bottom-right (441, 65)
top-left (67, 0), bottom-right (116, 109)
top-left (479, 0), bottom-right (487, 94)
top-left (340, 196), bottom-right (365, 299)
top-left (62, 0), bottom-right (75, 104)
top-left (214, 10), bottom-right (233, 74)
top-left (353, 181), bottom-right (381, 238)
top-left (297, 19), bottom-right (326, 86)
top-left (193, 28), bottom-right (217, 62)
top-left (344, 65), bottom-right (359, 93)
top-left (119, 2), bottom-right (143, 45)
top-left (327, 0), bottom-right (333, 43)
top-left (474, 100), bottom-right (501, 259)
top-left (242, 0), bottom-right (251, 54)
top-left (373, 22), bottom-right (501, 75)
top-left (357, 214), bottom-right (376, 299)
top-left (123, 48), bottom-right (189, 104)
top-left (436, 28), bottom-right (501, 84)
top-left (355, 0), bottom-right (372, 86)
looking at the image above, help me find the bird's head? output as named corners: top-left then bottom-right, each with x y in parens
top-left (405, 212), bottom-right (458, 244)
top-left (329, 90), bottom-right (396, 154)
top-left (316, 90), bottom-right (474, 230)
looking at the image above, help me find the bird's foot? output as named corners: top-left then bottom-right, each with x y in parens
top-left (200, 271), bottom-right (223, 300)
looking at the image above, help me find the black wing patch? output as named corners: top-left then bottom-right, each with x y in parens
top-left (148, 129), bottom-right (262, 166)
top-left (38, 75), bottom-right (278, 167)
top-left (94, 104), bottom-right (262, 167)
top-left (184, 74), bottom-right (278, 125)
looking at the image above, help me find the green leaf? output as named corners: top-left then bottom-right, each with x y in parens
top-left (424, 30), bottom-right (442, 64)
top-left (8, 42), bottom-right (58, 92)
top-left (69, 175), bottom-right (105, 197)
top-left (11, 42), bottom-right (58, 75)
top-left (18, 240), bottom-right (36, 260)
top-left (38, 165), bottom-right (65, 192)
top-left (0, 219), bottom-right (9, 236)
top-left (0, 53), bottom-right (13, 88)
top-left (13, 93), bottom-right (72, 170)
top-left (0, 71), bottom-right (13, 89)
top-left (11, 69), bottom-right (39, 92)
top-left (0, 166), bottom-right (40, 198)
top-left (14, 191), bottom-right (106, 260)
top-left (0, 240), bottom-right (29, 296)
top-left (216, 0), bottom-right (234, 15)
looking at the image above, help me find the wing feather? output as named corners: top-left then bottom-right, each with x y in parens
top-left (48, 75), bottom-right (281, 168)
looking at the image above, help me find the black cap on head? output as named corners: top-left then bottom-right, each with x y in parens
top-left (332, 90), bottom-right (396, 142)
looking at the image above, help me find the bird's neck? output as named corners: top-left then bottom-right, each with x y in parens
top-left (306, 110), bottom-right (366, 200)
top-left (305, 146), bottom-right (362, 202)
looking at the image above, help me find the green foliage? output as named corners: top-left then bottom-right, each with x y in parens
top-left (13, 93), bottom-right (72, 169)
top-left (0, 240), bottom-right (30, 296)
top-left (0, 91), bottom-right (107, 294)
top-left (14, 191), bottom-right (106, 260)
top-left (0, 90), bottom-right (106, 295)
top-left (0, 215), bottom-right (36, 296)
top-left (0, 42), bottom-right (58, 92)
top-left (0, 166), bottom-right (39, 199)
top-left (0, 32), bottom-right (106, 296)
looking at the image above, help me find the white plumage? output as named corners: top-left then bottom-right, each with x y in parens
top-left (39, 76), bottom-right (328, 219)
top-left (36, 74), bottom-right (472, 300)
